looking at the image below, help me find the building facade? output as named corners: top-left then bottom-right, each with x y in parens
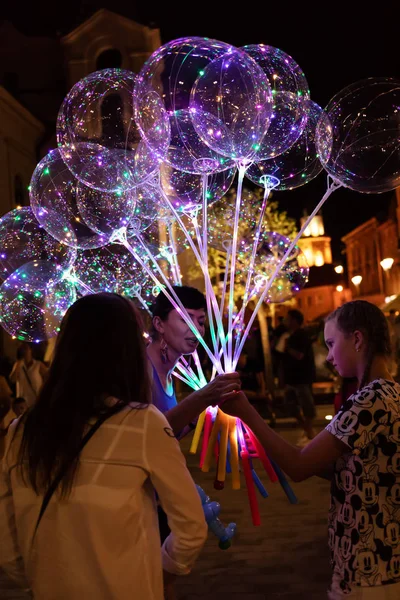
top-left (342, 188), bottom-right (400, 306)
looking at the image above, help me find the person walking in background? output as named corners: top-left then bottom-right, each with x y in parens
top-left (0, 293), bottom-right (207, 599)
top-left (282, 309), bottom-right (316, 446)
top-left (9, 343), bottom-right (48, 407)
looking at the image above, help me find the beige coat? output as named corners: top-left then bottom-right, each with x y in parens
top-left (0, 404), bottom-right (207, 599)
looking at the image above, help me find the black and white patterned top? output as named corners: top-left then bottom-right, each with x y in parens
top-left (325, 379), bottom-right (400, 594)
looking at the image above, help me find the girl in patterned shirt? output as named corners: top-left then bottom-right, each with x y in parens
top-left (221, 300), bottom-right (400, 598)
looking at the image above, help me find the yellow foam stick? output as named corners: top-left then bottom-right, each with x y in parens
top-left (229, 417), bottom-right (241, 490)
top-left (201, 410), bottom-right (222, 472)
top-left (217, 411), bottom-right (230, 482)
top-left (189, 409), bottom-right (206, 454)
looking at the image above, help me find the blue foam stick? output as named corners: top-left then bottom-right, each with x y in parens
top-left (269, 458), bottom-right (298, 504)
top-left (252, 468), bottom-right (269, 498)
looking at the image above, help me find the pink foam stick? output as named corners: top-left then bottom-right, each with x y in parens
top-left (241, 450), bottom-right (261, 526)
top-left (245, 425), bottom-right (278, 483)
top-left (199, 410), bottom-right (213, 469)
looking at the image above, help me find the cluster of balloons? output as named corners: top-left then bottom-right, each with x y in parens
top-left (0, 35), bottom-right (398, 344)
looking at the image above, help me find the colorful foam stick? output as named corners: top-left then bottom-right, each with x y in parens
top-left (268, 457), bottom-right (298, 505)
top-left (196, 485), bottom-right (236, 549)
top-left (243, 424), bottom-right (279, 483)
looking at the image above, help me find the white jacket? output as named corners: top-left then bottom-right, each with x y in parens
top-left (0, 403), bottom-right (207, 599)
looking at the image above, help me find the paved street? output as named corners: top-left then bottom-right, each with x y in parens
top-left (1, 416), bottom-right (333, 599)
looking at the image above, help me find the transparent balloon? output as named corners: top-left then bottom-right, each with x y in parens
top-left (0, 207), bottom-right (75, 282)
top-left (160, 163), bottom-right (236, 212)
top-left (242, 44), bottom-right (309, 160)
top-left (163, 108), bottom-right (235, 174)
top-left (130, 181), bottom-right (163, 232)
top-left (189, 49), bottom-right (273, 162)
top-left (29, 149), bottom-right (110, 249)
top-left (76, 183), bottom-right (136, 238)
top-left (237, 231), bottom-right (309, 303)
top-left (57, 69), bottom-right (164, 193)
top-left (73, 244), bottom-right (155, 305)
top-left (316, 77), bottom-right (400, 193)
top-left (0, 261), bottom-right (76, 342)
top-left (134, 37), bottom-right (243, 173)
top-left (247, 100), bottom-right (332, 191)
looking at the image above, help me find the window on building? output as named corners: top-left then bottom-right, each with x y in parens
top-left (96, 49), bottom-right (123, 70)
top-left (307, 296), bottom-right (312, 307)
top-left (14, 175), bottom-right (26, 207)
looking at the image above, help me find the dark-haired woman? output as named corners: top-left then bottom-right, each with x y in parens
top-left (221, 301), bottom-right (400, 598)
top-left (147, 285), bottom-right (241, 437)
top-left (0, 293), bottom-right (207, 599)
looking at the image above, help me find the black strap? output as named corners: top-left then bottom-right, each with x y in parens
top-left (32, 409), bottom-right (117, 542)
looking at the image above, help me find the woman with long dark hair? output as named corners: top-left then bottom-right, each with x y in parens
top-left (0, 293), bottom-right (207, 599)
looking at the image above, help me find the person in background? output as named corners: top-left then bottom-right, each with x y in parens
top-left (221, 300), bottom-right (400, 599)
top-left (282, 309), bottom-right (316, 446)
top-left (9, 343), bottom-right (48, 407)
top-left (0, 293), bottom-right (207, 599)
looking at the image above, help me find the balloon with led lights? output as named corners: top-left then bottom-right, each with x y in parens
top-left (0, 207), bottom-right (75, 283)
top-left (189, 49), bottom-right (273, 163)
top-left (242, 44), bottom-right (309, 160)
top-left (162, 108), bottom-right (236, 174)
top-left (57, 68), bottom-right (163, 193)
top-left (76, 183), bottom-right (136, 238)
top-left (160, 163), bottom-right (236, 212)
top-left (74, 244), bottom-right (154, 303)
top-left (29, 149), bottom-right (110, 249)
top-left (135, 37), bottom-right (244, 173)
top-left (246, 100), bottom-right (332, 190)
top-left (0, 261), bottom-right (76, 342)
top-left (316, 77), bottom-right (400, 193)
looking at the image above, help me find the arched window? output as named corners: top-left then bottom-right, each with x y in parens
top-left (14, 175), bottom-right (26, 207)
top-left (96, 49), bottom-right (123, 70)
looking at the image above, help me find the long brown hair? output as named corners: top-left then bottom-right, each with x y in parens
top-left (17, 293), bottom-right (151, 498)
top-left (326, 300), bottom-right (391, 388)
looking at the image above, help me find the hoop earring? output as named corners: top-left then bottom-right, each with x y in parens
top-left (160, 338), bottom-right (169, 364)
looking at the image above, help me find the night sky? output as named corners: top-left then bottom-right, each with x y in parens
top-left (2, 1), bottom-right (399, 261)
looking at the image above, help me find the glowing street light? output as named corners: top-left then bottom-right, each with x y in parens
top-left (351, 275), bottom-right (362, 286)
top-left (334, 265), bottom-right (344, 274)
top-left (336, 285), bottom-right (344, 292)
top-left (380, 257), bottom-right (394, 271)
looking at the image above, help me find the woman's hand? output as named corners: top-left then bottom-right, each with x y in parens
top-left (218, 390), bottom-right (255, 422)
top-left (197, 372), bottom-right (241, 408)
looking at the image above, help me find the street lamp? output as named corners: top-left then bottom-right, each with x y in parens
top-left (351, 275), bottom-right (362, 286)
top-left (336, 285), bottom-right (344, 292)
top-left (380, 257), bottom-right (394, 271)
top-left (334, 265), bottom-right (344, 274)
